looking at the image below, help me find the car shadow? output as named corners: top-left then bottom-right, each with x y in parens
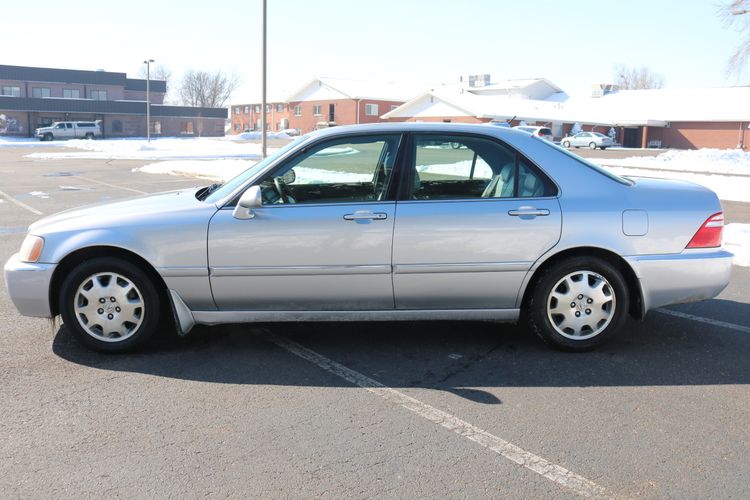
top-left (52, 299), bottom-right (750, 405)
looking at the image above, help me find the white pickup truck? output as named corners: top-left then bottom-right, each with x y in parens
top-left (35, 121), bottom-right (102, 141)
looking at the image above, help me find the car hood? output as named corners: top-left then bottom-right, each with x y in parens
top-left (29, 188), bottom-right (212, 235)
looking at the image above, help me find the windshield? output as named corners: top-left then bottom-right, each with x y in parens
top-left (533, 136), bottom-right (632, 185)
top-left (203, 135), bottom-right (307, 204)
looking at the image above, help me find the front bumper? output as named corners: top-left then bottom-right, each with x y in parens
top-left (4, 253), bottom-right (56, 317)
top-left (628, 249), bottom-right (733, 312)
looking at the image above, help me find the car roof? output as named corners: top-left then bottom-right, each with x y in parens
top-left (306, 122), bottom-right (530, 141)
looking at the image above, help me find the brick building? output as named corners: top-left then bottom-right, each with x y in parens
top-left (383, 78), bottom-right (750, 150)
top-left (0, 64), bottom-right (227, 138)
top-left (229, 77), bottom-right (424, 135)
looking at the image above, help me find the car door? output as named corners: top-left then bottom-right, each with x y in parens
top-left (392, 133), bottom-right (562, 309)
top-left (208, 133), bottom-right (403, 310)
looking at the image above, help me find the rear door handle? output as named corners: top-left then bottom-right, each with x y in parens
top-left (508, 208), bottom-right (550, 217)
top-left (343, 212), bottom-right (388, 221)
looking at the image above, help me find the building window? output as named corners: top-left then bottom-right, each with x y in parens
top-left (294, 105), bottom-right (302, 116)
top-left (256, 118), bottom-right (261, 130)
top-left (244, 106), bottom-right (250, 114)
top-left (153, 121), bottom-right (162, 135)
top-left (234, 107), bottom-right (241, 115)
top-left (63, 89), bottom-right (80, 99)
top-left (265, 104), bottom-right (271, 112)
top-left (365, 103), bottom-right (379, 116)
top-left (181, 121), bottom-right (194, 135)
top-left (276, 103), bottom-right (284, 112)
top-left (390, 105), bottom-right (398, 111)
top-left (32, 87), bottom-right (51, 98)
top-left (313, 105), bottom-right (322, 116)
top-left (235, 123), bottom-right (241, 132)
top-left (112, 120), bottom-right (123, 133)
top-left (90, 90), bottom-right (108, 100)
top-left (254, 105), bottom-right (261, 113)
top-left (1, 86), bottom-right (20, 97)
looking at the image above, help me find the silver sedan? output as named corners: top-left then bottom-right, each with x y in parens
top-left (4, 123), bottom-right (732, 352)
top-left (561, 131), bottom-right (616, 150)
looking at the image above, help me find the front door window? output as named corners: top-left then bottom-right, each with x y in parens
top-left (259, 134), bottom-right (402, 205)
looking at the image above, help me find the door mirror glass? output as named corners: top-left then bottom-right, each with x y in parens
top-left (280, 168), bottom-right (296, 185)
top-left (233, 185), bottom-right (262, 219)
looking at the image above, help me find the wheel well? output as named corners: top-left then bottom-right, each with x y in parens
top-left (520, 247), bottom-right (644, 319)
top-left (49, 246), bottom-right (171, 319)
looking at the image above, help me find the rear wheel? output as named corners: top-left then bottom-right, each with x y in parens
top-left (84, 132), bottom-right (94, 140)
top-left (526, 257), bottom-right (629, 351)
top-left (589, 142), bottom-right (597, 150)
top-left (60, 257), bottom-right (161, 352)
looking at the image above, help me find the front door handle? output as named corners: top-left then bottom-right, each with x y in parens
top-left (343, 211), bottom-right (387, 221)
top-left (508, 208), bottom-right (550, 217)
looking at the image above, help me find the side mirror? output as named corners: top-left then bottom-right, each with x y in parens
top-left (232, 185), bottom-right (262, 220)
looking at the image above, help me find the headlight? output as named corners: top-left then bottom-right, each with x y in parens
top-left (19, 235), bottom-right (44, 263)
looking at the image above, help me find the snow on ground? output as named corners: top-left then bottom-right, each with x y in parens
top-left (133, 160), bottom-right (255, 181)
top-left (25, 137), bottom-right (267, 160)
top-left (590, 148), bottom-right (750, 176)
top-left (724, 224), bottom-right (750, 267)
top-left (132, 160), bottom-right (371, 184)
top-left (0, 137), bottom-right (61, 148)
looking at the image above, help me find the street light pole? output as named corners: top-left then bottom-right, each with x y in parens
top-left (261, 0), bottom-right (267, 159)
top-left (143, 59), bottom-right (154, 142)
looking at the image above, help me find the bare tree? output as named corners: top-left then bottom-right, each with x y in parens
top-left (719, 1), bottom-right (750, 75)
top-left (137, 64), bottom-right (172, 94)
top-left (613, 64), bottom-right (665, 90)
top-left (177, 70), bottom-right (241, 108)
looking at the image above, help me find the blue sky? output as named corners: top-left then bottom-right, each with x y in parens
top-left (2, 0), bottom-right (746, 101)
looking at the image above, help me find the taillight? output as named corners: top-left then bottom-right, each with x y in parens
top-left (537, 131), bottom-right (544, 136)
top-left (686, 212), bottom-right (723, 248)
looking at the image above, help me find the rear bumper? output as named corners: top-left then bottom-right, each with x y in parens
top-left (3, 253), bottom-right (55, 317)
top-left (627, 249), bottom-right (733, 312)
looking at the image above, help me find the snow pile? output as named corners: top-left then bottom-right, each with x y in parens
top-left (725, 223), bottom-right (750, 267)
top-left (226, 131), bottom-right (292, 141)
top-left (26, 137), bottom-right (265, 160)
top-left (591, 148), bottom-right (750, 176)
top-left (416, 159), bottom-right (492, 178)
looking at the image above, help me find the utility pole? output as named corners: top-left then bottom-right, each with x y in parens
top-left (261, 0), bottom-right (267, 158)
top-left (143, 59), bottom-right (154, 142)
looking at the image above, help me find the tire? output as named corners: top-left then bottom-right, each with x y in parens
top-left (84, 133), bottom-right (94, 140)
top-left (562, 140), bottom-right (570, 148)
top-left (44, 133), bottom-right (53, 141)
top-left (589, 142), bottom-right (597, 150)
top-left (59, 257), bottom-right (162, 353)
top-left (525, 256), bottom-right (629, 351)
top-left (600, 147), bottom-right (607, 150)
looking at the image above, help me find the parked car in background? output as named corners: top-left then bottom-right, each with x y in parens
top-left (35, 121), bottom-right (102, 141)
top-left (561, 131), bottom-right (616, 150)
top-left (5, 123), bottom-right (731, 353)
top-left (513, 125), bottom-right (554, 141)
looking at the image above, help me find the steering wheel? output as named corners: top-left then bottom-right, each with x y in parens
top-left (273, 177), bottom-right (295, 204)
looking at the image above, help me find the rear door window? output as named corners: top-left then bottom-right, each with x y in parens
top-left (407, 134), bottom-right (556, 200)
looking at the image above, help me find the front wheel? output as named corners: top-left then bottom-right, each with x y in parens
top-left (525, 257), bottom-right (629, 351)
top-left (562, 140), bottom-right (570, 148)
top-left (44, 133), bottom-right (53, 141)
top-left (60, 257), bottom-right (162, 352)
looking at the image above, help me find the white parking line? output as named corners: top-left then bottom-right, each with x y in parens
top-left (77, 175), bottom-right (147, 194)
top-left (656, 308), bottom-right (750, 334)
top-left (0, 188), bottom-right (43, 215)
top-left (263, 331), bottom-right (610, 499)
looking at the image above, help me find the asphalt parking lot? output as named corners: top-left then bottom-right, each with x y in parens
top-left (1, 146), bottom-right (749, 498)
